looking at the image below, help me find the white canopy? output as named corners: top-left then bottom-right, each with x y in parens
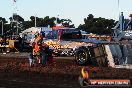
top-left (22, 27), bottom-right (52, 34)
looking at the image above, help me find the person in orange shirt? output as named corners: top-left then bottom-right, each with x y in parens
top-left (28, 32), bottom-right (47, 66)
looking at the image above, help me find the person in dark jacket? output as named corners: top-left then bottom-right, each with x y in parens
top-left (17, 35), bottom-right (23, 51)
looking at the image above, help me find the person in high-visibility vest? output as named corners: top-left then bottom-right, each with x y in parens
top-left (34, 35), bottom-right (41, 54)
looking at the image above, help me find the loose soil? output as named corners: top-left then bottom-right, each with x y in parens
top-left (0, 53), bottom-right (131, 88)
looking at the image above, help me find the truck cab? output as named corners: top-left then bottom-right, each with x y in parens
top-left (44, 28), bottom-right (83, 56)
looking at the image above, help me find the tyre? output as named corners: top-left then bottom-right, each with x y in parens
top-left (75, 47), bottom-right (90, 66)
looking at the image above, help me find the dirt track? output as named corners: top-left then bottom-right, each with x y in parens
top-left (0, 53), bottom-right (132, 88)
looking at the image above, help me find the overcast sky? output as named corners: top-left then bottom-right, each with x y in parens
top-left (0, 0), bottom-right (132, 27)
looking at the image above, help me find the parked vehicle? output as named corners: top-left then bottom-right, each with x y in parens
top-left (74, 12), bottom-right (132, 66)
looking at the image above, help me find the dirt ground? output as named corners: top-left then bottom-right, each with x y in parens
top-left (0, 53), bottom-right (131, 88)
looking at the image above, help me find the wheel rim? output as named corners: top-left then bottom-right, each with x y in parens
top-left (77, 51), bottom-right (87, 64)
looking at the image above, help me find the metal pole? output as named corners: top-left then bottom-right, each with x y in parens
top-left (17, 21), bottom-right (18, 35)
top-left (56, 17), bottom-right (57, 25)
top-left (16, 14), bottom-right (19, 35)
top-left (56, 15), bottom-right (59, 25)
top-left (35, 14), bottom-right (36, 27)
top-left (118, 0), bottom-right (120, 16)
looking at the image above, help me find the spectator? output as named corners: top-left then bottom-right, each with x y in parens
top-left (0, 36), bottom-right (3, 45)
top-left (38, 32), bottom-right (47, 66)
top-left (0, 36), bottom-right (3, 53)
top-left (2, 34), bottom-right (7, 54)
top-left (17, 35), bottom-right (23, 51)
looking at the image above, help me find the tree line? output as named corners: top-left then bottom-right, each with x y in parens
top-left (0, 14), bottom-right (117, 36)
top-left (78, 14), bottom-right (117, 35)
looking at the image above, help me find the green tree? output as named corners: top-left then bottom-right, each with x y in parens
top-left (78, 14), bottom-right (116, 35)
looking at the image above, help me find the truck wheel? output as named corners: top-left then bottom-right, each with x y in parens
top-left (75, 48), bottom-right (90, 65)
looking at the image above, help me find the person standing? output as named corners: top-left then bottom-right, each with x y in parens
top-left (28, 35), bottom-right (38, 67)
top-left (39, 32), bottom-right (47, 66)
top-left (0, 36), bottom-right (3, 53)
top-left (3, 33), bottom-right (7, 54)
top-left (17, 35), bottom-right (22, 52)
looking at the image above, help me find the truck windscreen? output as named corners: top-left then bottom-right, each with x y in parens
top-left (61, 29), bottom-right (82, 40)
